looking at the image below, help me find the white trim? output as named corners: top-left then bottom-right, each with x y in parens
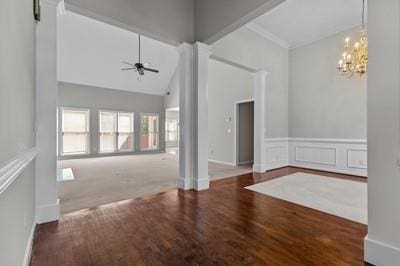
top-left (252, 71), bottom-right (269, 173)
top-left (36, 199), bottom-right (60, 224)
top-left (193, 177), bottom-right (210, 191)
top-left (295, 146), bottom-right (337, 166)
top-left (289, 137), bottom-right (366, 144)
top-left (177, 176), bottom-right (192, 190)
top-left (0, 148), bottom-right (38, 195)
top-left (41, 0), bottom-right (61, 6)
top-left (208, 159), bottom-right (236, 167)
top-left (347, 148), bottom-right (368, 169)
top-left (245, 22), bottom-right (290, 49)
top-left (364, 235), bottom-right (400, 266)
top-left (261, 138), bottom-right (368, 177)
top-left (22, 222), bottom-right (36, 266)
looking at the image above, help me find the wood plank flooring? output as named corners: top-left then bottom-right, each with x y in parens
top-left (30, 167), bottom-right (367, 266)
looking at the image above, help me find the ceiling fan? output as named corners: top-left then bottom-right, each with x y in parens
top-left (121, 34), bottom-right (159, 76)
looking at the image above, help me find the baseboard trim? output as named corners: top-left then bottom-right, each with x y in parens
top-left (365, 235), bottom-right (400, 266)
top-left (22, 222), bottom-right (36, 266)
top-left (208, 159), bottom-right (236, 166)
top-left (177, 177), bottom-right (193, 190)
top-left (289, 163), bottom-right (367, 177)
top-left (36, 199), bottom-right (60, 224)
top-left (193, 177), bottom-right (210, 191)
top-left (253, 163), bottom-right (267, 173)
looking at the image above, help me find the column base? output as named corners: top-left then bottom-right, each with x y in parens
top-left (193, 176), bottom-right (210, 191)
top-left (253, 163), bottom-right (267, 173)
top-left (177, 177), bottom-right (193, 190)
top-left (36, 198), bottom-right (60, 224)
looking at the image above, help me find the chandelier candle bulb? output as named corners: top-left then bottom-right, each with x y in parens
top-left (336, 0), bottom-right (367, 77)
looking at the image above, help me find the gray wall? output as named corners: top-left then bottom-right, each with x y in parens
top-left (0, 0), bottom-right (36, 265)
top-left (164, 69), bottom-right (179, 109)
top-left (58, 82), bottom-right (165, 159)
top-left (212, 27), bottom-right (289, 138)
top-left (194, 0), bottom-right (285, 43)
top-left (289, 26), bottom-right (367, 139)
top-left (65, 0), bottom-right (194, 45)
top-left (208, 59), bottom-right (253, 164)
top-left (366, 0), bottom-right (400, 264)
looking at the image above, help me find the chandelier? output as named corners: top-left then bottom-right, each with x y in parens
top-left (337, 0), bottom-right (367, 77)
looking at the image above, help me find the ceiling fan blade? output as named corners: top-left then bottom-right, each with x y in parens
top-left (143, 67), bottom-right (159, 73)
top-left (122, 61), bottom-right (136, 67)
top-left (121, 67), bottom-right (136, 71)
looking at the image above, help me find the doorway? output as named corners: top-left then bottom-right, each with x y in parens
top-left (236, 101), bottom-right (254, 166)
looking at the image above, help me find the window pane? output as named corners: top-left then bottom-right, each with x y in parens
top-left (118, 113), bottom-right (133, 133)
top-left (63, 109), bottom-right (88, 132)
top-left (118, 133), bottom-right (134, 151)
top-left (61, 108), bottom-right (89, 155)
top-left (100, 133), bottom-right (116, 152)
top-left (100, 112), bottom-right (116, 133)
top-left (62, 133), bottom-right (88, 155)
top-left (141, 114), bottom-right (159, 150)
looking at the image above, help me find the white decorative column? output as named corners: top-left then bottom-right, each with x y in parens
top-left (35, 0), bottom-right (60, 223)
top-left (252, 71), bottom-right (268, 173)
top-left (193, 42), bottom-right (212, 191)
top-left (177, 43), bottom-right (194, 190)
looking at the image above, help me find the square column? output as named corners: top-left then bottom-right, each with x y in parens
top-left (177, 43), bottom-right (194, 190)
top-left (35, 0), bottom-right (61, 223)
top-left (193, 42), bottom-right (212, 190)
top-left (252, 71), bottom-right (268, 173)
top-left (177, 42), bottom-right (211, 191)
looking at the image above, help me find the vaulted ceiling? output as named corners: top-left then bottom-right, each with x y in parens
top-left (57, 11), bottom-right (179, 95)
top-left (250, 0), bottom-right (367, 49)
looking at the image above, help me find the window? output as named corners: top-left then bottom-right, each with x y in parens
top-left (141, 114), bottom-right (159, 150)
top-left (61, 108), bottom-right (90, 155)
top-left (99, 111), bottom-right (134, 153)
top-left (165, 120), bottom-right (178, 142)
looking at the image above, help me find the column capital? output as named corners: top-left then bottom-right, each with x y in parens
top-left (41, 0), bottom-right (62, 7)
top-left (194, 42), bottom-right (212, 56)
top-left (252, 70), bottom-right (269, 78)
top-left (177, 42), bottom-right (193, 54)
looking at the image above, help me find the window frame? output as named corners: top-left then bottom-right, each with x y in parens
top-left (60, 107), bottom-right (91, 156)
top-left (140, 113), bottom-right (160, 151)
top-left (165, 119), bottom-right (179, 142)
top-left (98, 110), bottom-right (135, 154)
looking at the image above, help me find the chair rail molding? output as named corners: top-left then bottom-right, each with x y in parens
top-left (263, 138), bottom-right (368, 176)
top-left (0, 148), bottom-right (38, 194)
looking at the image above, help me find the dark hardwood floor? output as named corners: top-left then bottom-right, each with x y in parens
top-left (30, 167), bottom-right (367, 266)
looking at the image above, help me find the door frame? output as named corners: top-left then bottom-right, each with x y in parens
top-left (234, 99), bottom-right (254, 166)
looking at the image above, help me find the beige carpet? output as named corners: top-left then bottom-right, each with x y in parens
top-left (246, 172), bottom-right (367, 224)
top-left (58, 153), bottom-right (252, 214)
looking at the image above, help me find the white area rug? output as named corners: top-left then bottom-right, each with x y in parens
top-left (246, 172), bottom-right (367, 224)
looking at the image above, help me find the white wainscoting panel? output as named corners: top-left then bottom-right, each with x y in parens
top-left (295, 146), bottom-right (337, 166)
top-left (264, 138), bottom-right (289, 171)
top-left (289, 138), bottom-right (367, 177)
top-left (263, 138), bottom-right (367, 176)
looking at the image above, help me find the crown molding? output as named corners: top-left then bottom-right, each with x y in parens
top-left (245, 22), bottom-right (290, 49)
top-left (290, 23), bottom-right (364, 49)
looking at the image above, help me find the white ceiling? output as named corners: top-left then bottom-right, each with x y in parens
top-left (250, 0), bottom-right (367, 49)
top-left (57, 11), bottom-right (179, 95)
